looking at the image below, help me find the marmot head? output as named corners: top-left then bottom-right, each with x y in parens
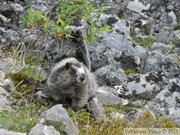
top-left (48, 58), bottom-right (87, 88)
top-left (64, 62), bottom-right (86, 85)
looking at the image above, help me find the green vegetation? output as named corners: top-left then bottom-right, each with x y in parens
top-left (174, 24), bottom-right (180, 30)
top-left (167, 41), bottom-right (175, 46)
top-left (125, 69), bottom-right (140, 75)
top-left (133, 110), bottom-right (178, 128)
top-left (131, 34), bottom-right (155, 47)
top-left (0, 100), bottom-right (178, 134)
top-left (0, 104), bottom-right (41, 133)
top-left (23, 0), bottom-right (112, 44)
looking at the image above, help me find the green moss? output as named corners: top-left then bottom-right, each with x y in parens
top-left (125, 69), bottom-right (140, 75)
top-left (6, 73), bottom-right (35, 94)
top-left (167, 41), bottom-right (175, 47)
top-left (133, 36), bottom-right (155, 47)
top-left (131, 31), bottom-right (155, 47)
top-left (133, 110), bottom-right (179, 128)
top-left (133, 110), bottom-right (155, 128)
top-left (104, 105), bottom-right (133, 114)
top-left (154, 118), bottom-right (179, 128)
top-left (174, 25), bottom-right (180, 30)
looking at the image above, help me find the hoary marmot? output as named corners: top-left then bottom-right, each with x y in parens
top-left (46, 57), bottom-right (97, 110)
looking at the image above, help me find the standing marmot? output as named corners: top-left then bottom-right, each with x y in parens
top-left (46, 57), bottom-right (97, 110)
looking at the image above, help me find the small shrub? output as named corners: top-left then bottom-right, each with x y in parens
top-left (23, 0), bottom-right (112, 44)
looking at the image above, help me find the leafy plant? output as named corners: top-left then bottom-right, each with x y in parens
top-left (23, 0), bottom-right (112, 44)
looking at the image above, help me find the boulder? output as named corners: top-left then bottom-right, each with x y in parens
top-left (95, 65), bottom-right (127, 86)
top-left (89, 32), bottom-right (142, 71)
top-left (87, 97), bottom-right (106, 120)
top-left (0, 1), bottom-right (24, 26)
top-left (114, 70), bottom-right (167, 100)
top-left (0, 86), bottom-right (14, 111)
top-left (41, 104), bottom-right (79, 135)
top-left (29, 122), bottom-right (60, 135)
top-left (96, 87), bottom-right (129, 105)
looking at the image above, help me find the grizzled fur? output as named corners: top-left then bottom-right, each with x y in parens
top-left (46, 57), bottom-right (97, 110)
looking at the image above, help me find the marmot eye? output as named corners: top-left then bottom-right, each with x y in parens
top-left (65, 62), bottom-right (71, 69)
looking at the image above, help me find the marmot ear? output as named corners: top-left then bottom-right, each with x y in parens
top-left (65, 62), bottom-right (71, 69)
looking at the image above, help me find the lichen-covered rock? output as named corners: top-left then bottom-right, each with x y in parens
top-left (95, 65), bottom-right (127, 86)
top-left (140, 50), bottom-right (166, 74)
top-left (0, 86), bottom-right (14, 111)
top-left (89, 32), bottom-right (142, 71)
top-left (41, 104), bottom-right (79, 135)
top-left (114, 70), bottom-right (167, 100)
top-left (146, 78), bottom-right (180, 126)
top-left (150, 42), bottom-right (172, 54)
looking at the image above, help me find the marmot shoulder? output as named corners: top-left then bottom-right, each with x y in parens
top-left (46, 57), bottom-right (97, 110)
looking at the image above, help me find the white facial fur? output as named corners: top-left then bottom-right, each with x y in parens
top-left (72, 65), bottom-right (86, 84)
top-left (72, 65), bottom-right (85, 75)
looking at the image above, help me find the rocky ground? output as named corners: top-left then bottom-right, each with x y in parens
top-left (0, 0), bottom-right (180, 135)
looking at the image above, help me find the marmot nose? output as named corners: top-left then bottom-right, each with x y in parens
top-left (79, 74), bottom-right (85, 82)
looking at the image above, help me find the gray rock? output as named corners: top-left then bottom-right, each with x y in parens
top-left (95, 65), bottom-right (127, 86)
top-left (89, 32), bottom-right (143, 74)
top-left (1, 29), bottom-right (20, 46)
top-left (132, 43), bottom-right (148, 58)
top-left (127, 0), bottom-right (150, 17)
top-left (89, 45), bottom-right (123, 71)
top-left (96, 87), bottom-right (129, 105)
top-left (164, 54), bottom-right (180, 68)
top-left (140, 50), bottom-right (165, 74)
top-left (146, 78), bottom-right (180, 126)
top-left (110, 112), bottom-right (125, 120)
top-left (0, 2), bottom-right (24, 26)
top-left (0, 78), bottom-right (16, 92)
top-left (0, 129), bottom-right (26, 135)
top-left (0, 14), bottom-right (8, 24)
top-left (0, 86), bottom-right (14, 111)
top-left (87, 97), bottom-right (106, 120)
top-left (41, 104), bottom-right (79, 135)
top-left (151, 42), bottom-right (172, 54)
top-left (29, 122), bottom-right (60, 135)
top-left (0, 70), bottom-right (5, 83)
top-left (114, 70), bottom-right (167, 100)
top-left (90, 32), bottom-right (136, 55)
top-left (119, 51), bottom-right (140, 70)
top-left (154, 29), bottom-right (179, 44)
top-left (100, 14), bottom-right (130, 36)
